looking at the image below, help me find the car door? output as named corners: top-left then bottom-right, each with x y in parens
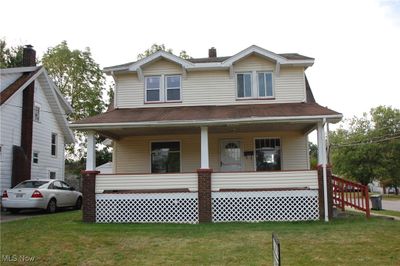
top-left (52, 181), bottom-right (67, 207)
top-left (61, 181), bottom-right (76, 206)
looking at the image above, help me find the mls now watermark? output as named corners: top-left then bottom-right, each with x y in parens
top-left (2, 255), bottom-right (36, 263)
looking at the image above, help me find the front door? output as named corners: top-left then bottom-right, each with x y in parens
top-left (220, 140), bottom-right (242, 172)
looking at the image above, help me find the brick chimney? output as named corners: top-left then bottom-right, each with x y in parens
top-left (208, 47), bottom-right (217, 58)
top-left (22, 45), bottom-right (36, 67)
top-left (13, 45), bottom-right (36, 185)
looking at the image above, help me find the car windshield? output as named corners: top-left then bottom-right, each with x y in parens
top-left (14, 181), bottom-right (49, 189)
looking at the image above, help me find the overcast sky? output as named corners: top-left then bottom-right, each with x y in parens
top-left (2, 0), bottom-right (400, 121)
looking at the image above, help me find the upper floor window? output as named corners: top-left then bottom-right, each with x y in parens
top-left (34, 103), bottom-right (41, 122)
top-left (145, 75), bottom-right (181, 103)
top-left (51, 133), bottom-right (57, 157)
top-left (236, 71), bottom-right (274, 99)
top-left (237, 73), bottom-right (252, 98)
top-left (258, 72), bottom-right (273, 97)
top-left (33, 151), bottom-right (39, 164)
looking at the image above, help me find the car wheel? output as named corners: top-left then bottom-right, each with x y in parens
top-left (47, 199), bottom-right (57, 213)
top-left (9, 208), bottom-right (20, 214)
top-left (75, 197), bottom-right (82, 210)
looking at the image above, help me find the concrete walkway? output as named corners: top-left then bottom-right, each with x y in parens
top-left (382, 200), bottom-right (400, 212)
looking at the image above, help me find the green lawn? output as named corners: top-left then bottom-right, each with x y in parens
top-left (371, 209), bottom-right (400, 218)
top-left (1, 211), bottom-right (400, 266)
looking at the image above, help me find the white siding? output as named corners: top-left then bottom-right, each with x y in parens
top-left (115, 56), bottom-right (306, 108)
top-left (0, 90), bottom-right (23, 190)
top-left (114, 131), bottom-right (308, 173)
top-left (31, 80), bottom-right (65, 180)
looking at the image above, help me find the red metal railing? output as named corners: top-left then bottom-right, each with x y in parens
top-left (332, 175), bottom-right (370, 218)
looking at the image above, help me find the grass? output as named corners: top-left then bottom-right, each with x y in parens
top-left (1, 211), bottom-right (400, 266)
top-left (382, 194), bottom-right (400, 201)
top-left (371, 209), bottom-right (400, 218)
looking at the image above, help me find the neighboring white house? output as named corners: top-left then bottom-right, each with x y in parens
top-left (0, 46), bottom-right (74, 191)
top-left (71, 45), bottom-right (342, 223)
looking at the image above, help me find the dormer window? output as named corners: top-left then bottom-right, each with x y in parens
top-left (236, 71), bottom-right (274, 99)
top-left (145, 75), bottom-right (181, 103)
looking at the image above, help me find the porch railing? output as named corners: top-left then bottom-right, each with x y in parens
top-left (95, 173), bottom-right (198, 193)
top-left (212, 170), bottom-right (318, 191)
top-left (332, 175), bottom-right (370, 218)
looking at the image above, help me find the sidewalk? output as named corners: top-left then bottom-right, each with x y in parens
top-left (382, 200), bottom-right (400, 212)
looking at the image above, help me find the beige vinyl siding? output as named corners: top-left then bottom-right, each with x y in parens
top-left (114, 131), bottom-right (308, 173)
top-left (114, 56), bottom-right (306, 108)
top-left (96, 173), bottom-right (198, 193)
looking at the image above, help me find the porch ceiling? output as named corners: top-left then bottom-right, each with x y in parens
top-left (96, 121), bottom-right (316, 139)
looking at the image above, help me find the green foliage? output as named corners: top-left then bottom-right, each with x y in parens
top-left (42, 41), bottom-right (106, 122)
top-left (137, 43), bottom-right (191, 60)
top-left (331, 106), bottom-right (400, 189)
top-left (309, 142), bottom-right (318, 169)
top-left (0, 39), bottom-right (24, 68)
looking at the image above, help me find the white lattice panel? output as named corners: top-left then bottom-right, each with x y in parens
top-left (212, 190), bottom-right (319, 222)
top-left (96, 193), bottom-right (198, 223)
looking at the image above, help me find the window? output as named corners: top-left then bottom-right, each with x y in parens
top-left (0, 145), bottom-right (3, 161)
top-left (151, 141), bottom-right (180, 173)
top-left (34, 104), bottom-right (40, 122)
top-left (49, 171), bottom-right (56, 179)
top-left (145, 75), bottom-right (181, 103)
top-left (255, 138), bottom-right (281, 171)
top-left (52, 181), bottom-right (63, 190)
top-left (145, 76), bottom-right (161, 102)
top-left (236, 71), bottom-right (274, 99)
top-left (33, 151), bottom-right (39, 164)
top-left (237, 73), bottom-right (252, 98)
top-left (258, 72), bottom-right (273, 97)
top-left (165, 75), bottom-right (181, 101)
top-left (51, 133), bottom-right (57, 156)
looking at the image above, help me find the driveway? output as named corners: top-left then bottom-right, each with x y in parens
top-left (382, 200), bottom-right (400, 212)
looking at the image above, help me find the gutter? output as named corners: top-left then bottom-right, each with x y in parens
top-left (70, 114), bottom-right (343, 130)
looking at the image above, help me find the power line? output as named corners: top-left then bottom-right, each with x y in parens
top-left (1, 102), bottom-right (69, 116)
top-left (331, 135), bottom-right (400, 148)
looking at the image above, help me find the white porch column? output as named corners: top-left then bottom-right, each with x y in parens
top-left (200, 126), bottom-right (209, 169)
top-left (86, 131), bottom-right (96, 171)
top-left (317, 120), bottom-right (329, 222)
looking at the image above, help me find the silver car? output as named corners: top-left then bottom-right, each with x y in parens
top-left (2, 179), bottom-right (82, 214)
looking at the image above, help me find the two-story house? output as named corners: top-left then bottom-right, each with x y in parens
top-left (0, 46), bottom-right (74, 192)
top-left (71, 45), bottom-right (342, 223)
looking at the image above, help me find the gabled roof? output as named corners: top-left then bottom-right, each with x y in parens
top-left (103, 45), bottom-right (314, 74)
top-left (0, 66), bottom-right (74, 143)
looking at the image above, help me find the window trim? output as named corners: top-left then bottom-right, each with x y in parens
top-left (149, 140), bottom-right (182, 173)
top-left (256, 71), bottom-right (275, 99)
top-left (164, 74), bottom-right (182, 102)
top-left (236, 71), bottom-right (275, 100)
top-left (253, 137), bottom-right (282, 171)
top-left (235, 72), bottom-right (253, 99)
top-left (51, 133), bottom-right (57, 157)
top-left (145, 75), bottom-right (162, 103)
top-left (144, 74), bottom-right (182, 104)
top-left (33, 151), bottom-right (39, 164)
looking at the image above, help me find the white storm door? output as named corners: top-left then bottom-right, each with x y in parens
top-left (220, 140), bottom-right (242, 172)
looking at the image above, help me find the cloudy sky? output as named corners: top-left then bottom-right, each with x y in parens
top-left (2, 0), bottom-right (400, 121)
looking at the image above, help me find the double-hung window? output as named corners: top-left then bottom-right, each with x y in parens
top-left (237, 73), bottom-right (252, 98)
top-left (236, 71), bottom-right (274, 99)
top-left (51, 133), bottom-right (57, 157)
top-left (145, 76), bottom-right (161, 102)
top-left (257, 72), bottom-right (273, 98)
top-left (145, 75), bottom-right (181, 103)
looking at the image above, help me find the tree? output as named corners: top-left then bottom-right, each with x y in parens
top-left (330, 106), bottom-right (400, 191)
top-left (0, 39), bottom-right (23, 68)
top-left (137, 43), bottom-right (191, 60)
top-left (309, 142), bottom-right (318, 170)
top-left (42, 41), bottom-right (106, 122)
top-left (42, 41), bottom-right (109, 160)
